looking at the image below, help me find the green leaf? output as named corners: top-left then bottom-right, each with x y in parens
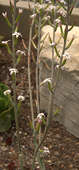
top-left (31, 39), bottom-right (37, 49)
top-left (9, 0), bottom-right (14, 14)
top-left (29, 120), bottom-right (33, 130)
top-left (58, 1), bottom-right (67, 11)
top-left (69, 1), bottom-right (76, 15)
top-left (48, 34), bottom-right (52, 44)
top-left (48, 19), bottom-right (54, 28)
top-left (48, 82), bottom-right (53, 94)
top-left (54, 46), bottom-right (60, 58)
top-left (6, 44), bottom-right (12, 56)
top-left (0, 106), bottom-right (13, 118)
top-left (0, 83), bottom-right (15, 132)
top-left (60, 25), bottom-right (64, 38)
top-left (68, 25), bottom-right (73, 32)
top-left (65, 37), bottom-right (74, 50)
top-left (41, 32), bottom-right (49, 43)
top-left (40, 44), bottom-right (44, 52)
top-left (61, 59), bottom-right (66, 67)
top-left (0, 115), bottom-right (11, 132)
top-left (0, 35), bottom-right (4, 41)
top-left (16, 55), bottom-right (21, 65)
top-left (53, 108), bottom-right (60, 116)
top-left (64, 28), bottom-right (68, 42)
top-left (36, 123), bottom-right (40, 133)
top-left (16, 14), bottom-right (21, 24)
top-left (0, 83), bottom-right (8, 96)
top-left (5, 18), bottom-right (12, 28)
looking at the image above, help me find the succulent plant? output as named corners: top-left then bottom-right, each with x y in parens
top-left (0, 83), bottom-right (14, 132)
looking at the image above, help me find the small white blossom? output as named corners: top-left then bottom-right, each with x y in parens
top-left (17, 95), bottom-right (25, 101)
top-left (59, 10), bottom-right (66, 17)
top-left (58, 0), bottom-right (66, 5)
top-left (44, 15), bottom-right (50, 21)
top-left (12, 31), bottom-right (22, 38)
top-left (9, 68), bottom-right (18, 75)
top-left (63, 52), bottom-right (71, 60)
top-left (56, 64), bottom-right (65, 71)
top-left (4, 89), bottom-right (11, 96)
top-left (40, 78), bottom-right (52, 86)
top-left (16, 50), bottom-right (26, 56)
top-left (50, 42), bottom-right (55, 47)
top-left (37, 4), bottom-right (45, 10)
top-left (19, 8), bottom-right (23, 14)
top-left (30, 13), bottom-right (36, 19)
top-left (49, 5), bottom-right (56, 11)
top-left (45, 0), bottom-right (51, 3)
top-left (2, 11), bottom-right (7, 18)
top-left (55, 18), bottom-right (61, 25)
top-left (56, 64), bottom-right (60, 69)
top-left (1, 40), bottom-right (9, 45)
top-left (37, 113), bottom-right (45, 120)
top-left (43, 146), bottom-right (50, 154)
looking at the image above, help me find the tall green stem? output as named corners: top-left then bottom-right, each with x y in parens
top-left (28, 18), bottom-right (35, 131)
top-left (36, 15), bottom-right (41, 114)
top-left (12, 0), bottom-right (22, 169)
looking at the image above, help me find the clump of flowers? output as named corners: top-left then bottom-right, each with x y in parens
top-left (30, 13), bottom-right (37, 19)
top-left (4, 89), bottom-right (11, 96)
top-left (9, 68), bottom-right (18, 75)
top-left (40, 78), bottom-right (52, 86)
top-left (17, 95), bottom-right (25, 102)
top-left (2, 11), bottom-right (7, 18)
top-left (37, 113), bottom-right (45, 123)
top-left (12, 31), bottom-right (22, 38)
top-left (63, 52), bottom-right (71, 60)
top-left (16, 50), bottom-right (26, 56)
top-left (43, 146), bottom-right (50, 155)
top-left (1, 40), bottom-right (10, 45)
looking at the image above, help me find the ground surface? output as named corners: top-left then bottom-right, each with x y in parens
top-left (0, 39), bottom-right (79, 170)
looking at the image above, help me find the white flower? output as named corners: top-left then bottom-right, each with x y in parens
top-left (63, 52), bottom-right (71, 60)
top-left (4, 89), bottom-right (11, 96)
top-left (56, 64), bottom-right (60, 69)
top-left (49, 5), bottom-right (56, 11)
top-left (12, 31), bottom-right (22, 38)
top-left (43, 146), bottom-right (50, 154)
top-left (1, 40), bottom-right (9, 45)
top-left (37, 113), bottom-right (45, 120)
top-left (59, 10), bottom-right (66, 17)
top-left (44, 16), bottom-right (50, 21)
top-left (56, 64), bottom-right (65, 70)
top-left (19, 8), bottom-right (23, 14)
top-left (55, 18), bottom-right (61, 25)
top-left (2, 11), bottom-right (7, 18)
top-left (17, 95), bottom-right (25, 101)
top-left (16, 50), bottom-right (26, 56)
top-left (50, 42), bottom-right (55, 47)
top-left (9, 68), bottom-right (18, 75)
top-left (58, 0), bottom-right (66, 5)
top-left (30, 14), bottom-right (36, 19)
top-left (40, 78), bottom-right (52, 86)
top-left (45, 0), bottom-right (51, 3)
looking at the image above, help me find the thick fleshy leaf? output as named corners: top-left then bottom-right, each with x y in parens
top-left (0, 115), bottom-right (11, 132)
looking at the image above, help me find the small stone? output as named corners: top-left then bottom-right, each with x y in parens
top-left (54, 151), bottom-right (59, 156)
top-left (55, 134), bottom-right (60, 138)
top-left (69, 164), bottom-right (73, 168)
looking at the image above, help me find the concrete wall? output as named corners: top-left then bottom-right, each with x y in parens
top-left (40, 25), bottom-right (79, 138)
